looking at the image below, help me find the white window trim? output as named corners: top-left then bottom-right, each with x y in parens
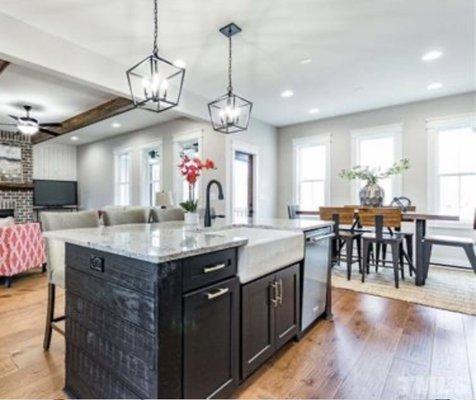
top-left (292, 133), bottom-right (331, 209)
top-left (139, 140), bottom-right (163, 206)
top-left (172, 129), bottom-right (204, 204)
top-left (226, 139), bottom-right (260, 219)
top-left (350, 123), bottom-right (403, 204)
top-left (427, 113), bottom-right (475, 229)
top-left (113, 146), bottom-right (132, 206)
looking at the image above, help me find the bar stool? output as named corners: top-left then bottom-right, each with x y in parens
top-left (319, 207), bottom-right (362, 280)
top-left (40, 210), bottom-right (101, 350)
top-left (360, 208), bottom-right (414, 288)
top-left (423, 209), bottom-right (476, 277)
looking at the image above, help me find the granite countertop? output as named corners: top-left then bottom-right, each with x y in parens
top-left (43, 218), bottom-right (333, 264)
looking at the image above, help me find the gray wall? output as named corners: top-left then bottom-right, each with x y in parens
top-left (277, 92), bottom-right (475, 267)
top-left (77, 116), bottom-right (279, 218)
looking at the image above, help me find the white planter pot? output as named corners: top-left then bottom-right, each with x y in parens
top-left (184, 212), bottom-right (199, 225)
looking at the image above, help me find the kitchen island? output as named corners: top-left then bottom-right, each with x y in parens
top-left (45, 218), bottom-right (333, 399)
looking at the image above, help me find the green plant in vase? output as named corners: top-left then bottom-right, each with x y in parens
top-left (339, 158), bottom-right (410, 207)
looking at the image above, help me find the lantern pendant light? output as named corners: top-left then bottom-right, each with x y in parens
top-left (208, 23), bottom-right (252, 134)
top-left (126, 0), bottom-right (185, 113)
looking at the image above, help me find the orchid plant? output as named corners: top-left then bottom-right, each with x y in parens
top-left (178, 155), bottom-right (215, 212)
top-left (339, 158), bottom-right (410, 184)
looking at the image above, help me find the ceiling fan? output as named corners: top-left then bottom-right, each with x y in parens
top-left (0, 105), bottom-right (62, 135)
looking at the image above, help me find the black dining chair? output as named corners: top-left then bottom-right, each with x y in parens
top-left (422, 209), bottom-right (476, 277)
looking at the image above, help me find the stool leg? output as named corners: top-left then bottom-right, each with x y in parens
top-left (391, 243), bottom-right (400, 289)
top-left (362, 241), bottom-right (370, 283)
top-left (356, 237), bottom-right (362, 273)
top-left (345, 238), bottom-right (353, 280)
top-left (399, 242), bottom-right (405, 280)
top-left (462, 244), bottom-right (476, 273)
top-left (376, 243), bottom-right (381, 271)
top-left (42, 263), bottom-right (47, 273)
top-left (43, 283), bottom-right (56, 351)
top-left (4, 277), bottom-right (11, 288)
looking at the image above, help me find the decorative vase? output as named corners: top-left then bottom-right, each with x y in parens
top-left (184, 212), bottom-right (199, 225)
top-left (359, 181), bottom-right (385, 207)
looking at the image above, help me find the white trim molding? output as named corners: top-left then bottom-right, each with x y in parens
top-left (349, 123), bottom-right (403, 204)
top-left (139, 139), bottom-right (163, 206)
top-left (426, 113), bottom-right (476, 228)
top-left (292, 132), bottom-right (332, 208)
top-left (226, 139), bottom-right (260, 219)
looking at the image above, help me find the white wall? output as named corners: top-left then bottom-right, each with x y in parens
top-left (77, 116), bottom-right (278, 218)
top-left (277, 92), bottom-right (475, 267)
top-left (33, 143), bottom-right (77, 180)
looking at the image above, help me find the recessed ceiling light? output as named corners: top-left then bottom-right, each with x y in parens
top-left (174, 59), bottom-right (186, 68)
top-left (300, 58), bottom-right (312, 64)
top-left (112, 122), bottom-right (121, 128)
top-left (422, 50), bottom-right (443, 62)
top-left (309, 108), bottom-right (320, 114)
top-left (427, 82), bottom-right (443, 90)
top-left (70, 136), bottom-right (79, 141)
top-left (281, 90), bottom-right (294, 98)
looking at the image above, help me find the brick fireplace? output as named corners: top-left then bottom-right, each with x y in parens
top-left (0, 131), bottom-right (34, 223)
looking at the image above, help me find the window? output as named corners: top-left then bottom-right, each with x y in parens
top-left (173, 131), bottom-right (203, 203)
top-left (114, 150), bottom-right (131, 205)
top-left (351, 124), bottom-right (403, 204)
top-left (141, 143), bottom-right (162, 206)
top-left (293, 134), bottom-right (330, 210)
top-left (428, 115), bottom-right (476, 224)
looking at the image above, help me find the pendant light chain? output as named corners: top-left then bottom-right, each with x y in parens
top-left (227, 33), bottom-right (233, 94)
top-left (152, 0), bottom-right (159, 56)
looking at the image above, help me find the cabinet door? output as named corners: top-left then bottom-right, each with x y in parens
top-left (274, 264), bottom-right (300, 349)
top-left (183, 277), bottom-right (239, 399)
top-left (241, 274), bottom-right (276, 379)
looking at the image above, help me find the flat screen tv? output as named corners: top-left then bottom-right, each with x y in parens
top-left (33, 180), bottom-right (78, 207)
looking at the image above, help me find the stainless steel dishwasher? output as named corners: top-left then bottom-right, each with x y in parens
top-left (301, 226), bottom-right (334, 331)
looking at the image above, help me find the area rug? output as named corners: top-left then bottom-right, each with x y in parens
top-left (332, 263), bottom-right (476, 315)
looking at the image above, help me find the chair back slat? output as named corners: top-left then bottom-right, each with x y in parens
top-left (319, 207), bottom-right (355, 225)
top-left (358, 207), bottom-right (402, 229)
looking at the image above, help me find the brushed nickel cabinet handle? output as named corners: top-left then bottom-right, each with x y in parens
top-left (270, 281), bottom-right (278, 307)
top-left (203, 263), bottom-right (226, 273)
top-left (206, 287), bottom-right (229, 300)
top-left (277, 279), bottom-right (283, 305)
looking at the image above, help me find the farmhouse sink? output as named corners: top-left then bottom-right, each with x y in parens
top-left (205, 227), bottom-right (304, 283)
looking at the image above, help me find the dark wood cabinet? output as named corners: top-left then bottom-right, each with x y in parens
top-left (241, 264), bottom-right (300, 379)
top-left (241, 273), bottom-right (276, 378)
top-left (274, 265), bottom-right (300, 349)
top-left (183, 276), bottom-right (240, 399)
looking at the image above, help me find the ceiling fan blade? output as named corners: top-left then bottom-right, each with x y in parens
top-left (39, 127), bottom-right (61, 136)
top-left (39, 122), bottom-right (62, 128)
top-left (8, 115), bottom-right (18, 121)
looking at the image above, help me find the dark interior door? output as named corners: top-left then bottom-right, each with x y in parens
top-left (183, 277), bottom-right (239, 399)
top-left (233, 151), bottom-right (254, 218)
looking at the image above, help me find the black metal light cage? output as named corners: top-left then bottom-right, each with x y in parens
top-left (208, 22), bottom-right (253, 134)
top-left (208, 92), bottom-right (252, 134)
top-left (126, 0), bottom-right (185, 113)
top-left (126, 54), bottom-right (185, 113)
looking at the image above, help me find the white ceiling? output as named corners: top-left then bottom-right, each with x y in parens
top-left (0, 63), bottom-right (115, 128)
top-left (52, 108), bottom-right (179, 146)
top-left (0, 0), bottom-right (474, 127)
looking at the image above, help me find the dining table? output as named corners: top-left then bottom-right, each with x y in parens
top-left (297, 209), bottom-right (460, 286)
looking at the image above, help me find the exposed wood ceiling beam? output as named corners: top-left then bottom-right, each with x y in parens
top-left (32, 97), bottom-right (133, 145)
top-left (0, 59), bottom-right (10, 75)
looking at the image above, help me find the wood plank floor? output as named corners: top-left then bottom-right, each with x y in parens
top-left (0, 271), bottom-right (474, 399)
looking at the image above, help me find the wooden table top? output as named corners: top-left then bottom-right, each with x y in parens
top-left (298, 210), bottom-right (460, 222)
